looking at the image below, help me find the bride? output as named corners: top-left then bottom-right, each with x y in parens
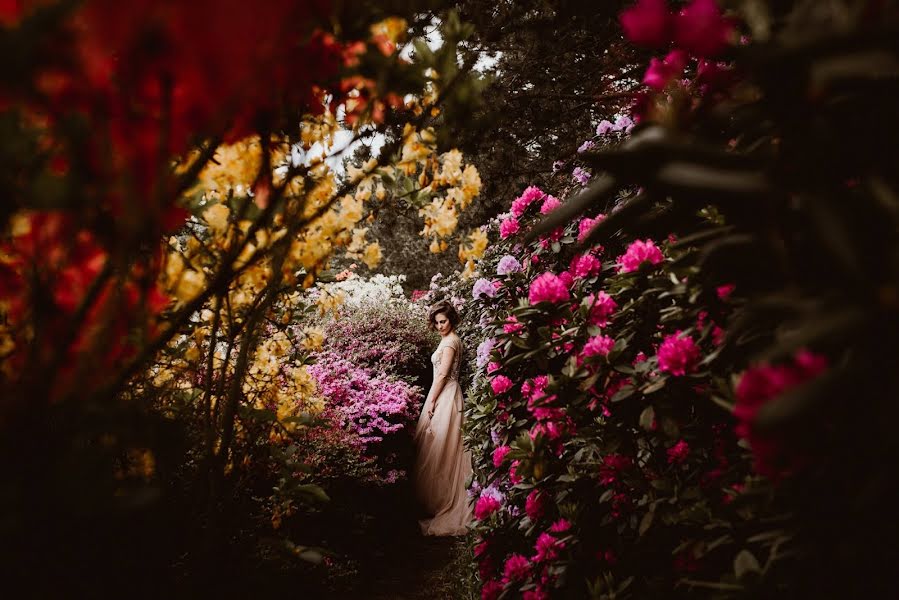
top-left (413, 300), bottom-right (473, 536)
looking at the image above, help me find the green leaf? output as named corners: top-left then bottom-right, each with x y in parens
top-left (639, 405), bottom-right (655, 431)
top-left (734, 549), bottom-right (761, 579)
top-left (639, 509), bottom-right (655, 536)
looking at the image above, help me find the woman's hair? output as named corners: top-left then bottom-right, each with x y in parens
top-left (427, 300), bottom-right (460, 330)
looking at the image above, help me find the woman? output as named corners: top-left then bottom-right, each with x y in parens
top-left (413, 300), bottom-right (473, 536)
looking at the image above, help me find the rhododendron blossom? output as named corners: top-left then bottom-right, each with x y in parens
top-left (539, 195), bottom-right (562, 214)
top-left (570, 253), bottom-right (602, 279)
top-left (492, 445), bottom-right (512, 468)
top-left (496, 255), bottom-right (521, 275)
top-left (499, 217), bottom-right (520, 239)
top-left (620, 0), bottom-right (671, 48)
top-left (734, 351), bottom-right (828, 479)
top-left (477, 338), bottom-right (496, 368)
top-left (502, 554), bottom-right (531, 582)
top-left (578, 214), bottom-right (606, 243)
top-left (491, 375), bottom-right (513, 395)
top-left (525, 489), bottom-right (547, 521)
top-left (584, 291), bottom-right (618, 326)
top-left (511, 186), bottom-right (546, 217)
top-left (528, 272), bottom-right (570, 304)
top-left (617, 239), bottom-right (664, 273)
top-left (582, 335), bottom-right (615, 358)
top-left (596, 119), bottom-right (615, 135)
top-left (667, 439), bottom-right (690, 464)
top-left (674, 0), bottom-right (734, 57)
top-left (473, 278), bottom-right (498, 299)
top-left (657, 331), bottom-right (701, 376)
top-left (643, 49), bottom-right (688, 90)
top-left (475, 495), bottom-right (502, 520)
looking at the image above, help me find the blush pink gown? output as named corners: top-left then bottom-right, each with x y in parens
top-left (413, 333), bottom-right (473, 536)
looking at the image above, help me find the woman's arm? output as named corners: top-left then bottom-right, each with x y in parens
top-left (428, 345), bottom-right (456, 418)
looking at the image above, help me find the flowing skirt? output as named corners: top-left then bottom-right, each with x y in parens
top-left (413, 379), bottom-right (473, 536)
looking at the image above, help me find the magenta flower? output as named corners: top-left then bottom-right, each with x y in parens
top-left (525, 489), bottom-right (546, 521)
top-left (502, 554), bottom-right (531, 582)
top-left (570, 253), bottom-right (602, 279)
top-left (499, 217), bottom-right (520, 239)
top-left (540, 194), bottom-right (562, 214)
top-left (578, 214), bottom-right (606, 243)
top-left (599, 454), bottom-right (633, 485)
top-left (503, 315), bottom-right (525, 334)
top-left (642, 49), bottom-right (688, 91)
top-left (511, 186), bottom-right (546, 217)
top-left (491, 375), bottom-right (513, 395)
top-left (534, 532), bottom-right (564, 562)
top-left (667, 439), bottom-right (690, 464)
top-left (550, 518), bottom-right (571, 532)
top-left (528, 272), bottom-right (571, 304)
top-left (620, 0), bottom-right (671, 48)
top-left (617, 239), bottom-right (664, 273)
top-left (585, 291), bottom-right (618, 326)
top-left (735, 350), bottom-right (828, 479)
top-left (582, 334), bottom-right (615, 358)
top-left (657, 331), bottom-right (701, 376)
top-left (475, 495), bottom-right (502, 520)
top-left (480, 580), bottom-right (504, 600)
top-left (557, 271), bottom-right (574, 289)
top-left (492, 445), bottom-right (512, 468)
top-left (674, 0), bottom-right (734, 57)
top-left (716, 283), bottom-right (736, 301)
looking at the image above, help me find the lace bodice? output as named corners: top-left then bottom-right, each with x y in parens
top-left (431, 335), bottom-right (462, 381)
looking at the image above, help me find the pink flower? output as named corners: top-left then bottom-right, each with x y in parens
top-left (525, 489), bottom-right (547, 521)
top-left (643, 49), bottom-right (688, 91)
top-left (599, 454), bottom-right (633, 485)
top-left (492, 445), bottom-right (512, 468)
top-left (570, 253), bottom-right (602, 279)
top-left (674, 0), bottom-right (734, 57)
top-left (557, 271), bottom-right (574, 288)
top-left (577, 214), bottom-right (605, 243)
top-left (657, 331), bottom-right (701, 376)
top-left (491, 375), bottom-right (513, 395)
top-left (617, 239), bottom-right (664, 273)
top-left (667, 439), bottom-right (690, 464)
top-left (550, 518), bottom-right (571, 532)
top-left (499, 217), bottom-right (520, 239)
top-left (487, 361), bottom-right (501, 373)
top-left (596, 119), bottom-right (615, 135)
top-left (502, 554), bottom-right (531, 582)
top-left (582, 335), bottom-right (615, 358)
top-left (481, 580), bottom-right (504, 600)
top-left (620, 0), bottom-right (671, 48)
top-left (734, 350), bottom-right (828, 479)
top-left (509, 460), bottom-right (523, 485)
top-left (534, 532), bottom-right (564, 562)
top-left (633, 351), bottom-right (648, 365)
top-left (716, 283), bottom-right (735, 301)
top-left (528, 272), bottom-right (571, 304)
top-left (475, 495), bottom-right (502, 520)
top-left (540, 194), bottom-right (562, 214)
top-left (503, 315), bottom-right (525, 334)
top-left (585, 291), bottom-right (618, 326)
top-left (511, 186), bottom-right (546, 217)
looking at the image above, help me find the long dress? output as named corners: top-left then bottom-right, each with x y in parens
top-left (413, 333), bottom-right (473, 536)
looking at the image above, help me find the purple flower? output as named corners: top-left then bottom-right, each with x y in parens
top-left (476, 338), bottom-right (496, 368)
top-left (577, 140), bottom-right (596, 153)
top-left (496, 255), bottom-right (521, 276)
top-left (473, 278), bottom-right (497, 300)
top-left (613, 115), bottom-right (635, 132)
top-left (572, 166), bottom-right (591, 186)
top-left (596, 119), bottom-right (615, 135)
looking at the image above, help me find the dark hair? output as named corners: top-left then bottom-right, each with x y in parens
top-left (427, 300), bottom-right (460, 330)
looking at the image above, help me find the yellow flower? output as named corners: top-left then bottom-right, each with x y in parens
top-left (436, 149), bottom-right (463, 186)
top-left (301, 327), bottom-right (325, 352)
top-left (461, 164), bottom-right (482, 205)
top-left (362, 242), bottom-right (383, 269)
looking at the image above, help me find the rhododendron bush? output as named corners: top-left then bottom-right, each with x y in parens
top-left (460, 0), bottom-right (899, 597)
top-left (464, 184), bottom-right (763, 598)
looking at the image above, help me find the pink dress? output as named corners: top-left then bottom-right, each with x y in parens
top-left (413, 333), bottom-right (473, 536)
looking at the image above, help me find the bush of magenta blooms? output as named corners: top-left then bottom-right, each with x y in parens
top-left (461, 181), bottom-right (832, 598)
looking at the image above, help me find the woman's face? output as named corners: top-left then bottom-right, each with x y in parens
top-left (434, 313), bottom-right (452, 336)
